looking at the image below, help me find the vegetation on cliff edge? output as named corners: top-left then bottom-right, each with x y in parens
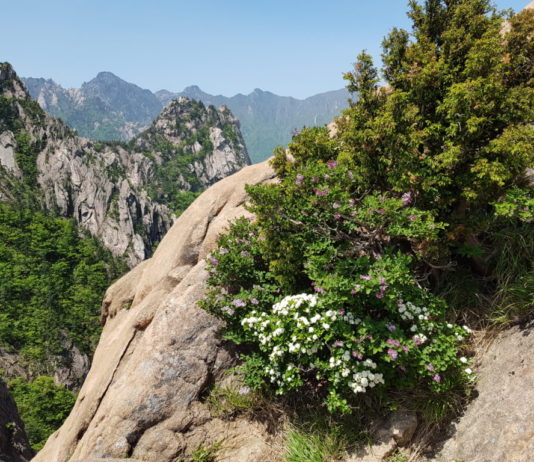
top-left (201, 0), bottom-right (533, 424)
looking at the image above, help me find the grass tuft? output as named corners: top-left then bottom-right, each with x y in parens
top-left (190, 440), bottom-right (224, 462)
top-left (284, 424), bottom-right (349, 462)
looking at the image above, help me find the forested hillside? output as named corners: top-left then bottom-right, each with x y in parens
top-left (2, 63), bottom-right (249, 266)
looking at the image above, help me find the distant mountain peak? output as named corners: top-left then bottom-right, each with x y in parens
top-left (183, 85), bottom-right (202, 92)
top-left (94, 71), bottom-right (121, 80)
top-left (0, 62), bottom-right (17, 82)
top-left (23, 68), bottom-right (350, 163)
top-left (85, 71), bottom-right (130, 88)
top-left (181, 85), bottom-right (209, 99)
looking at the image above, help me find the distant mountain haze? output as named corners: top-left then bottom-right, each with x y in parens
top-left (3, 63), bottom-right (249, 267)
top-left (23, 73), bottom-right (350, 163)
top-left (23, 73), bottom-right (162, 141)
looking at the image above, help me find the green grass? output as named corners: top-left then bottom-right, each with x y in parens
top-left (190, 440), bottom-right (224, 462)
top-left (489, 222), bottom-right (534, 324)
top-left (207, 383), bottom-right (261, 418)
top-left (386, 449), bottom-right (409, 462)
top-left (284, 424), bottom-right (350, 462)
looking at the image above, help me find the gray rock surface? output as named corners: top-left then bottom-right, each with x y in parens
top-left (347, 411), bottom-right (418, 462)
top-left (0, 132), bottom-right (18, 174)
top-left (434, 323), bottom-right (534, 462)
top-left (0, 379), bottom-right (33, 462)
top-left (0, 341), bottom-right (90, 390)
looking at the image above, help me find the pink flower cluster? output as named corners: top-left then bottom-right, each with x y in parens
top-left (327, 160), bottom-right (338, 169)
top-left (401, 192), bottom-right (413, 206)
top-left (221, 306), bottom-right (235, 315)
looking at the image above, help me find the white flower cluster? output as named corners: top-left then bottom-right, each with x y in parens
top-left (452, 324), bottom-right (472, 341)
top-left (241, 292), bottom-right (389, 396)
top-left (398, 301), bottom-right (430, 321)
top-left (349, 365), bottom-right (385, 394)
top-left (241, 311), bottom-right (280, 346)
top-left (326, 352), bottom-right (384, 394)
top-left (272, 293), bottom-right (318, 315)
top-left (286, 333), bottom-right (319, 355)
top-left (240, 294), bottom-right (326, 383)
top-left (343, 311), bottom-right (361, 325)
top-left (329, 356), bottom-right (343, 368)
top-left (412, 333), bottom-right (428, 344)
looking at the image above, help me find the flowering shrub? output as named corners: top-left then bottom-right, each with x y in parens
top-left (200, 0), bottom-right (533, 413)
top-left (201, 213), bottom-right (472, 412)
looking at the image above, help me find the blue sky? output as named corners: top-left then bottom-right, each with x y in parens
top-left (2, 0), bottom-right (529, 98)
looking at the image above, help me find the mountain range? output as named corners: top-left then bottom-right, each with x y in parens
top-left (2, 63), bottom-right (250, 267)
top-left (23, 73), bottom-right (350, 163)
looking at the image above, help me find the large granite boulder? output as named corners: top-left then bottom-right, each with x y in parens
top-left (34, 160), bottom-right (277, 462)
top-left (433, 323), bottom-right (534, 462)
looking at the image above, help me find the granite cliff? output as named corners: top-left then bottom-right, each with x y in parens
top-left (0, 63), bottom-right (249, 267)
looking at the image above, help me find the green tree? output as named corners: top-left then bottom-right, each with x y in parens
top-left (0, 203), bottom-right (126, 369)
top-left (7, 376), bottom-right (76, 450)
top-left (337, 0), bottom-right (533, 215)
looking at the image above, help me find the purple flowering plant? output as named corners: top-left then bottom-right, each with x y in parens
top-left (196, 0), bottom-right (534, 414)
top-left (199, 143), bottom-right (473, 412)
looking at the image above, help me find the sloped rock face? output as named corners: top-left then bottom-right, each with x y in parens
top-left (433, 323), bottom-right (534, 462)
top-left (0, 63), bottom-right (250, 266)
top-left (0, 379), bottom-right (33, 462)
top-left (34, 161), bottom-right (277, 462)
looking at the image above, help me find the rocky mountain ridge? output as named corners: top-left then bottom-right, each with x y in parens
top-left (23, 74), bottom-right (350, 162)
top-left (23, 73), bottom-right (161, 141)
top-left (158, 86), bottom-right (350, 162)
top-left (1, 63), bottom-right (249, 267)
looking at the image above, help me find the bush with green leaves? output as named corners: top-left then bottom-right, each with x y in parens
top-left (7, 376), bottom-right (76, 450)
top-left (202, 192), bottom-right (474, 412)
top-left (201, 0), bottom-right (532, 414)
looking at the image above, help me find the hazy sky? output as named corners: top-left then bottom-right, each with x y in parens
top-left (2, 0), bottom-right (529, 98)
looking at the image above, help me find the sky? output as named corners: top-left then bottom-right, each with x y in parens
top-left (2, 0), bottom-right (529, 99)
